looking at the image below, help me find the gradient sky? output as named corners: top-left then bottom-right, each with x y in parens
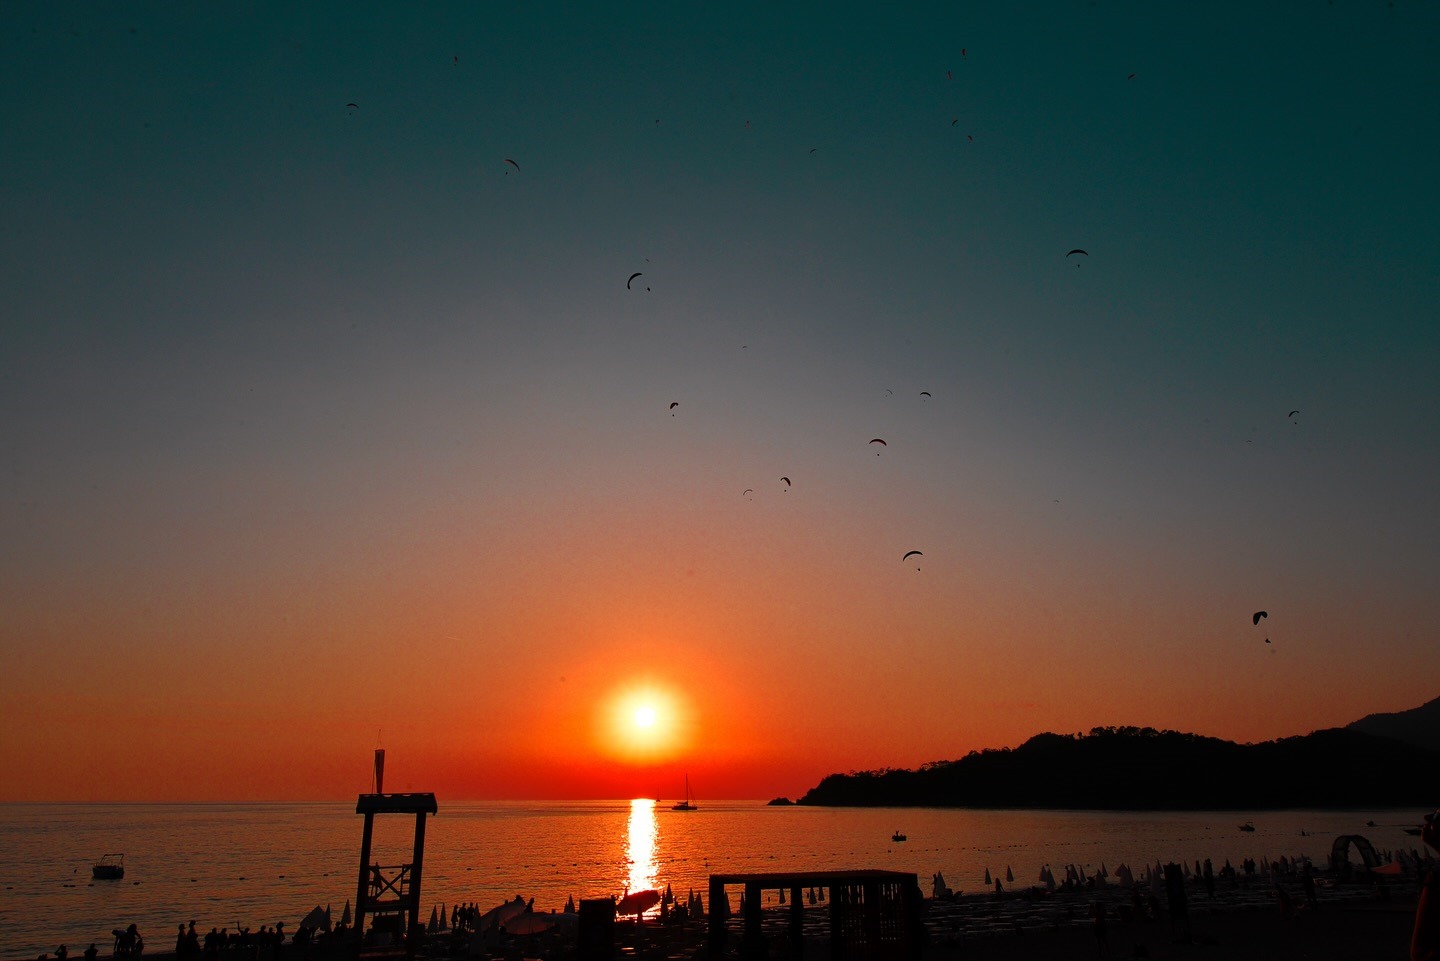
top-left (3, 1), bottom-right (1437, 801)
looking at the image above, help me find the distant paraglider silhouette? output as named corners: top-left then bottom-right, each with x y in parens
top-left (628, 272), bottom-right (643, 289)
top-left (780, 476), bottom-right (791, 490)
top-left (902, 550), bottom-right (923, 569)
top-left (869, 438), bottom-right (887, 455)
top-left (669, 402), bottom-right (679, 416)
top-left (1253, 611), bottom-right (1268, 626)
top-left (503, 158), bottom-right (520, 173)
top-left (1067, 249), bottom-right (1088, 266)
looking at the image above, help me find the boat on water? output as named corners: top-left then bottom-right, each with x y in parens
top-left (891, 831), bottom-right (907, 842)
top-left (671, 776), bottom-right (697, 811)
top-left (92, 854), bottom-right (125, 880)
top-left (1239, 822), bottom-right (1256, 832)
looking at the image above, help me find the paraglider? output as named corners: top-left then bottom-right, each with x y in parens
top-left (1127, 73), bottom-right (1136, 80)
top-left (902, 550), bottom-right (923, 569)
top-left (869, 438), bottom-right (886, 455)
top-left (345, 102), bottom-right (359, 110)
top-left (1067, 248), bottom-right (1088, 259)
top-left (1253, 611), bottom-right (1267, 626)
top-left (742, 489), bottom-right (754, 498)
top-left (503, 158), bottom-right (520, 172)
top-left (919, 391), bottom-right (932, 399)
top-left (628, 273), bottom-right (643, 289)
top-left (780, 477), bottom-right (791, 489)
top-left (1288, 410), bottom-right (1300, 419)
top-left (669, 402), bottom-right (679, 416)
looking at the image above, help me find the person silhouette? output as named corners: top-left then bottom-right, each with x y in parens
top-left (1413, 810), bottom-right (1440, 961)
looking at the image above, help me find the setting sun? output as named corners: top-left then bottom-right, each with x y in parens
top-left (597, 681), bottom-right (691, 764)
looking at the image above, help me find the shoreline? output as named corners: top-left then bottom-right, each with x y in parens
top-left (19, 880), bottom-right (1422, 961)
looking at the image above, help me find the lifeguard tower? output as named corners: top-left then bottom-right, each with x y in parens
top-left (352, 749), bottom-right (437, 960)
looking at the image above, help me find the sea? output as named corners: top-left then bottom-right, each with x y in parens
top-left (0, 801), bottom-right (1427, 960)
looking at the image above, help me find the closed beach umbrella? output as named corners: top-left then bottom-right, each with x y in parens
top-left (340, 901), bottom-right (352, 928)
top-left (323, 905), bottom-right (331, 933)
top-left (1005, 866), bottom-right (1013, 884)
top-left (428, 906), bottom-right (438, 933)
top-left (983, 868), bottom-right (991, 885)
top-left (437, 904), bottom-right (447, 931)
top-left (778, 887), bottom-right (785, 904)
top-left (564, 896), bottom-right (576, 914)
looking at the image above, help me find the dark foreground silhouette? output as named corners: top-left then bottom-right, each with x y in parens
top-left (798, 726), bottom-right (1440, 808)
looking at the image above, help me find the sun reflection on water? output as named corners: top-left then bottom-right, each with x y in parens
top-left (626, 798), bottom-right (658, 899)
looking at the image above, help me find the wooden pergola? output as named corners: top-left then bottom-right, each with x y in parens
top-left (707, 870), bottom-right (921, 961)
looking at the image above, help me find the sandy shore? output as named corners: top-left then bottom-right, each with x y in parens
top-left (930, 902), bottom-right (1417, 960)
top-left (20, 887), bottom-right (1421, 961)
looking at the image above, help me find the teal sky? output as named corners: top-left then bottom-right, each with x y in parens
top-left (2, 2), bottom-right (1438, 799)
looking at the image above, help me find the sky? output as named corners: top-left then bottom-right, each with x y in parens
top-left (2, 1), bottom-right (1438, 802)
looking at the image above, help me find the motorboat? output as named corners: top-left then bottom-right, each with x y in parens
top-left (92, 854), bottom-right (125, 880)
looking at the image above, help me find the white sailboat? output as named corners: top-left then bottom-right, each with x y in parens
top-left (671, 775), bottom-right (697, 811)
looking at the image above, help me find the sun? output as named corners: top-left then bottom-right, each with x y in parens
top-left (597, 681), bottom-right (690, 763)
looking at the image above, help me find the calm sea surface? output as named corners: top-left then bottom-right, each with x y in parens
top-left (0, 801), bottom-right (1425, 959)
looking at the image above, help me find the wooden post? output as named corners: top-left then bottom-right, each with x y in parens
top-left (707, 879), bottom-right (727, 958)
top-left (353, 811), bottom-right (375, 943)
top-left (788, 886), bottom-right (805, 960)
top-left (406, 811), bottom-right (428, 960)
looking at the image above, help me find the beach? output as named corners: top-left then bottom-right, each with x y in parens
top-left (22, 883), bottom-right (1420, 961)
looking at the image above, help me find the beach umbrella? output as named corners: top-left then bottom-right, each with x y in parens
top-left (1005, 866), bottom-right (1013, 883)
top-left (324, 905), bottom-right (331, 933)
top-left (778, 887), bottom-right (785, 904)
top-left (983, 868), bottom-right (991, 885)
top-left (299, 907), bottom-right (327, 931)
top-left (480, 896), bottom-right (530, 931)
top-left (437, 904), bottom-right (447, 931)
top-left (340, 901), bottom-right (352, 928)
top-left (564, 896), bottom-right (576, 914)
top-left (428, 906), bottom-right (438, 933)
top-left (1100, 862), bottom-right (1108, 878)
top-left (818, 886), bottom-right (825, 903)
top-left (503, 914), bottom-right (556, 936)
top-left (616, 889), bottom-right (661, 919)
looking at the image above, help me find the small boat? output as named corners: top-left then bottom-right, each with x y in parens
top-left (671, 775), bottom-right (697, 811)
top-left (1238, 822), bottom-right (1255, 832)
top-left (92, 854), bottom-right (125, 880)
top-left (892, 831), bottom-right (907, 842)
top-left (1404, 827), bottom-right (1422, 836)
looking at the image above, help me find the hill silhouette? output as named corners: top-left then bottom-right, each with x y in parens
top-left (1346, 695), bottom-right (1440, 753)
top-left (797, 724), bottom-right (1440, 809)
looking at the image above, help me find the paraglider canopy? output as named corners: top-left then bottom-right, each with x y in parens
top-left (1253, 611), bottom-right (1268, 625)
top-left (1066, 249), bottom-right (1088, 258)
top-left (902, 550), bottom-right (923, 564)
top-left (628, 272), bottom-right (643, 289)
